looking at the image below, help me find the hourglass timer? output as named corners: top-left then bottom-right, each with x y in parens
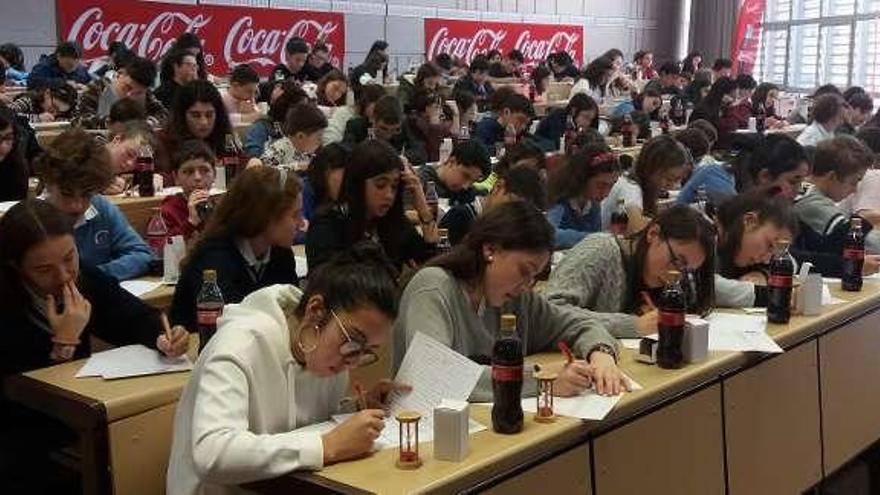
top-left (395, 411), bottom-right (422, 469)
top-left (534, 370), bottom-right (558, 423)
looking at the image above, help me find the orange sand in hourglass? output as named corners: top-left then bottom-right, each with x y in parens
top-left (534, 370), bottom-right (558, 423)
top-left (396, 411), bottom-right (422, 469)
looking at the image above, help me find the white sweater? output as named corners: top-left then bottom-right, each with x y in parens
top-left (167, 285), bottom-right (349, 495)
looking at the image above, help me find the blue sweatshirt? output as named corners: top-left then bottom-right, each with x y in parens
top-left (547, 199), bottom-right (602, 249)
top-left (74, 196), bottom-right (153, 281)
top-left (27, 54), bottom-right (92, 90)
top-left (677, 163), bottom-right (737, 205)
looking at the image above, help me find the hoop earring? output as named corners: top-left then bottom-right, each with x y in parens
top-left (297, 324), bottom-right (320, 354)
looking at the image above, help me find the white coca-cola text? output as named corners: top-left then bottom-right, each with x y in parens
top-left (428, 27), bottom-right (506, 64)
top-left (64, 5), bottom-right (343, 73)
top-left (224, 17), bottom-right (339, 68)
top-left (67, 7), bottom-right (210, 63)
top-left (514, 31), bottom-right (579, 65)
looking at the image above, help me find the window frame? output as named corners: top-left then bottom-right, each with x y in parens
top-left (758, 0), bottom-right (880, 94)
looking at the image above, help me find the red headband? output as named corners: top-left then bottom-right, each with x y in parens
top-left (590, 152), bottom-right (618, 167)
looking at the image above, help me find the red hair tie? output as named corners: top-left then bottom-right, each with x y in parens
top-left (590, 152), bottom-right (618, 167)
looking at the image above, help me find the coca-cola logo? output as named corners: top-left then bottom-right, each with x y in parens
top-left (224, 17), bottom-right (340, 69)
top-left (428, 27), bottom-right (506, 64)
top-left (514, 31), bottom-right (579, 66)
top-left (67, 7), bottom-right (211, 64)
top-left (60, 2), bottom-right (347, 76)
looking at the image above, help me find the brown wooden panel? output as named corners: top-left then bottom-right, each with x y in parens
top-left (108, 402), bottom-right (177, 495)
top-left (725, 341), bottom-right (822, 495)
top-left (593, 385), bottom-right (724, 495)
top-left (820, 310), bottom-right (880, 474)
top-left (483, 444), bottom-right (591, 495)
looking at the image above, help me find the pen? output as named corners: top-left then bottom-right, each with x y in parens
top-left (640, 291), bottom-right (657, 312)
top-left (160, 313), bottom-right (173, 341)
top-left (558, 341), bottom-right (574, 365)
top-left (354, 382), bottom-right (368, 411)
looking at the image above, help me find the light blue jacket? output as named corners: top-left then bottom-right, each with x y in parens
top-left (75, 195), bottom-right (153, 281)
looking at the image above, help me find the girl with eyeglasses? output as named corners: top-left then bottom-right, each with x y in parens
top-left (394, 201), bottom-right (628, 401)
top-left (167, 243), bottom-right (404, 494)
top-left (547, 144), bottom-right (622, 249)
top-left (546, 204), bottom-right (716, 338)
top-left (600, 135), bottom-right (692, 235)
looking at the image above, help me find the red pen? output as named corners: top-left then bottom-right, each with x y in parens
top-left (558, 341), bottom-right (574, 365)
top-left (353, 382), bottom-right (368, 411)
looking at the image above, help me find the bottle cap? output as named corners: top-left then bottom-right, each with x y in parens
top-left (438, 228), bottom-right (449, 236)
top-left (500, 314), bottom-right (517, 332)
top-left (852, 217), bottom-right (862, 227)
top-left (203, 269), bottom-right (217, 282)
top-left (665, 270), bottom-right (682, 282)
top-left (775, 238), bottom-right (791, 248)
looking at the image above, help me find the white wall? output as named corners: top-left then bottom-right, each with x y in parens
top-left (0, 0), bottom-right (681, 71)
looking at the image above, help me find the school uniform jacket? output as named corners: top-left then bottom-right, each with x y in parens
top-left (169, 237), bottom-right (299, 332)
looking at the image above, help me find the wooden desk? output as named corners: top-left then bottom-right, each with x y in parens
top-left (3, 352), bottom-right (194, 495)
top-left (256, 282), bottom-right (880, 494)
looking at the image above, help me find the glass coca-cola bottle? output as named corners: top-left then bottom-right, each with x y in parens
top-left (767, 239), bottom-right (795, 324)
top-left (135, 143), bottom-right (155, 197)
top-left (842, 217), bottom-right (865, 292)
top-left (657, 270), bottom-right (686, 369)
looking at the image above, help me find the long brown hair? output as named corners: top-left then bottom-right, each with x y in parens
top-left (632, 135), bottom-right (690, 216)
top-left (428, 200), bottom-right (553, 286)
top-left (187, 167), bottom-right (301, 261)
top-left (0, 199), bottom-right (75, 310)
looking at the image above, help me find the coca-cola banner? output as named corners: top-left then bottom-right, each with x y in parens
top-left (57, 0), bottom-right (345, 77)
top-left (731, 0), bottom-right (766, 76)
top-left (425, 18), bottom-right (583, 70)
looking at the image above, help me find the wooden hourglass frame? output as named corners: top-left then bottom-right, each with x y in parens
top-left (395, 411), bottom-right (422, 469)
top-left (534, 370), bottom-right (558, 423)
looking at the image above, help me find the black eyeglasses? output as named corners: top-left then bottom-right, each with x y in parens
top-left (332, 310), bottom-right (379, 368)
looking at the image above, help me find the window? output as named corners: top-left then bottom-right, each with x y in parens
top-left (759, 0), bottom-right (880, 94)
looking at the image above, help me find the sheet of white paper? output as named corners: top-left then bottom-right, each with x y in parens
top-left (640, 313), bottom-right (782, 353)
top-left (521, 376), bottom-right (642, 421)
top-left (823, 273), bottom-right (880, 284)
top-left (742, 307), bottom-right (768, 314)
top-left (0, 200), bottom-right (18, 213)
top-left (294, 256), bottom-right (309, 279)
top-left (120, 280), bottom-right (162, 297)
top-left (75, 345), bottom-right (193, 379)
top-left (354, 332), bottom-right (485, 447)
top-left (821, 284), bottom-right (846, 305)
top-left (330, 413), bottom-right (485, 450)
top-left (704, 313), bottom-right (783, 353)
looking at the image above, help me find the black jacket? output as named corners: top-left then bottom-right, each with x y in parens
top-left (154, 79), bottom-right (182, 109)
top-left (342, 116), bottom-right (428, 166)
top-left (306, 206), bottom-right (434, 272)
top-left (169, 237), bottom-right (299, 331)
top-left (0, 264), bottom-right (163, 381)
top-left (453, 75), bottom-right (495, 112)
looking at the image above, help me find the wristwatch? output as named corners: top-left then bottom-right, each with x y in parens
top-left (588, 343), bottom-right (618, 364)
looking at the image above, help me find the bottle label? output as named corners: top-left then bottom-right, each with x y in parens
top-left (769, 274), bottom-right (793, 288)
top-left (197, 309), bottom-right (221, 326)
top-left (492, 364), bottom-right (523, 382)
top-left (844, 248), bottom-right (865, 260)
top-left (222, 156), bottom-right (239, 167)
top-left (659, 310), bottom-right (685, 327)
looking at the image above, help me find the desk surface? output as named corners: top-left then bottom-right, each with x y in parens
top-left (300, 281), bottom-right (880, 494)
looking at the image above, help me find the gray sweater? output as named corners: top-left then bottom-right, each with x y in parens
top-left (545, 234), bottom-right (642, 338)
top-left (392, 267), bottom-right (619, 402)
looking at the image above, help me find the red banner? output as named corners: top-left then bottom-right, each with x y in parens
top-left (425, 18), bottom-right (583, 71)
top-left (731, 0), bottom-right (767, 76)
top-left (56, 0), bottom-right (345, 77)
